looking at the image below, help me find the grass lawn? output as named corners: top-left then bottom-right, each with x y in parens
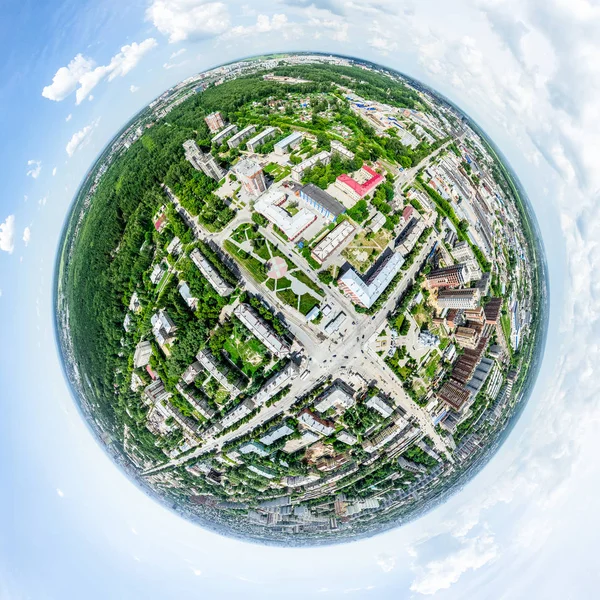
top-left (298, 293), bottom-right (320, 315)
top-left (223, 240), bottom-right (267, 283)
top-left (292, 270), bottom-right (325, 297)
top-left (342, 229), bottom-right (392, 274)
top-left (223, 335), bottom-right (267, 376)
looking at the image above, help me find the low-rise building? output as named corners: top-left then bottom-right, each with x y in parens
top-left (330, 140), bottom-right (355, 161)
top-left (274, 131), bottom-right (303, 155)
top-left (338, 252), bottom-right (405, 309)
top-left (221, 398), bottom-right (256, 429)
top-left (133, 340), bottom-right (153, 368)
top-left (190, 248), bottom-right (234, 296)
top-left (436, 288), bottom-right (481, 310)
top-left (212, 123), bottom-right (238, 146)
top-left (336, 430), bottom-right (358, 446)
top-left (233, 303), bottom-right (290, 358)
top-left (362, 423), bottom-right (402, 453)
top-left (196, 348), bottom-right (243, 397)
top-left (314, 385), bottom-right (355, 413)
top-left (437, 380), bottom-right (471, 412)
top-left (151, 309), bottom-right (177, 346)
top-left (324, 311), bottom-right (346, 335)
top-left (298, 410), bottom-right (335, 436)
top-left (252, 361), bottom-right (298, 406)
top-left (291, 150), bottom-right (330, 182)
top-left (246, 126), bottom-right (277, 152)
top-left (239, 441), bottom-right (269, 457)
top-left (311, 220), bottom-right (356, 264)
top-left (254, 188), bottom-right (316, 241)
top-left (227, 124), bottom-right (256, 149)
top-left (299, 183), bottom-right (346, 222)
top-left (336, 165), bottom-right (384, 201)
top-left (144, 379), bottom-right (170, 405)
top-left (178, 282), bottom-right (197, 310)
top-left (426, 264), bottom-right (467, 289)
top-left (166, 236), bottom-right (182, 255)
top-left (150, 262), bottom-right (166, 285)
top-left (366, 395), bottom-right (394, 418)
top-left (260, 423), bottom-right (294, 446)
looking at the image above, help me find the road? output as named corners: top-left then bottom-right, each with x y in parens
top-left (146, 151), bottom-right (456, 477)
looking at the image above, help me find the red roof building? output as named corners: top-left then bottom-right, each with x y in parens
top-left (402, 205), bottom-right (414, 223)
top-left (154, 214), bottom-right (167, 232)
top-left (336, 165), bottom-right (384, 200)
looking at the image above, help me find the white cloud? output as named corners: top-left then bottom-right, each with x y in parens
top-left (129, 84), bottom-right (139, 93)
top-left (376, 553), bottom-right (396, 573)
top-left (42, 54), bottom-right (94, 101)
top-left (410, 532), bottom-right (498, 595)
top-left (38, 196), bottom-right (47, 207)
top-left (66, 119), bottom-right (100, 157)
top-left (22, 227), bottom-right (31, 247)
top-left (170, 48), bottom-right (187, 59)
top-left (65, 113), bottom-right (72, 122)
top-left (163, 60), bottom-right (188, 70)
top-left (41, 39), bottom-right (157, 105)
top-left (147, 0), bottom-right (230, 43)
top-left (75, 38), bottom-right (157, 104)
top-left (26, 160), bottom-right (42, 179)
top-left (224, 13), bottom-right (290, 38)
top-left (56, 488), bottom-right (64, 498)
top-left (0, 215), bottom-right (16, 254)
top-left (52, 166), bottom-right (57, 176)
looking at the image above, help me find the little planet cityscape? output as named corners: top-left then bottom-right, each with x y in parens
top-left (55, 53), bottom-right (547, 545)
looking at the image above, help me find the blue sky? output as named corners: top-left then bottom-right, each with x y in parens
top-left (1, 0), bottom-right (599, 598)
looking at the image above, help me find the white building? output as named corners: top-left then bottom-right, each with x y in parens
top-left (338, 252), bottom-right (405, 309)
top-left (366, 395), bottom-right (394, 418)
top-left (254, 188), bottom-right (316, 241)
top-left (315, 386), bottom-right (355, 413)
top-left (227, 124), bottom-right (256, 149)
top-left (274, 131), bottom-right (303, 155)
top-left (133, 340), bottom-right (153, 368)
top-left (233, 304), bottom-right (290, 358)
top-left (190, 248), bottom-right (234, 296)
top-left (234, 158), bottom-right (267, 197)
top-left (291, 150), bottom-right (331, 182)
top-left (311, 220), bottom-right (356, 264)
top-left (260, 423), bottom-right (294, 446)
top-left (246, 126), bottom-right (277, 152)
